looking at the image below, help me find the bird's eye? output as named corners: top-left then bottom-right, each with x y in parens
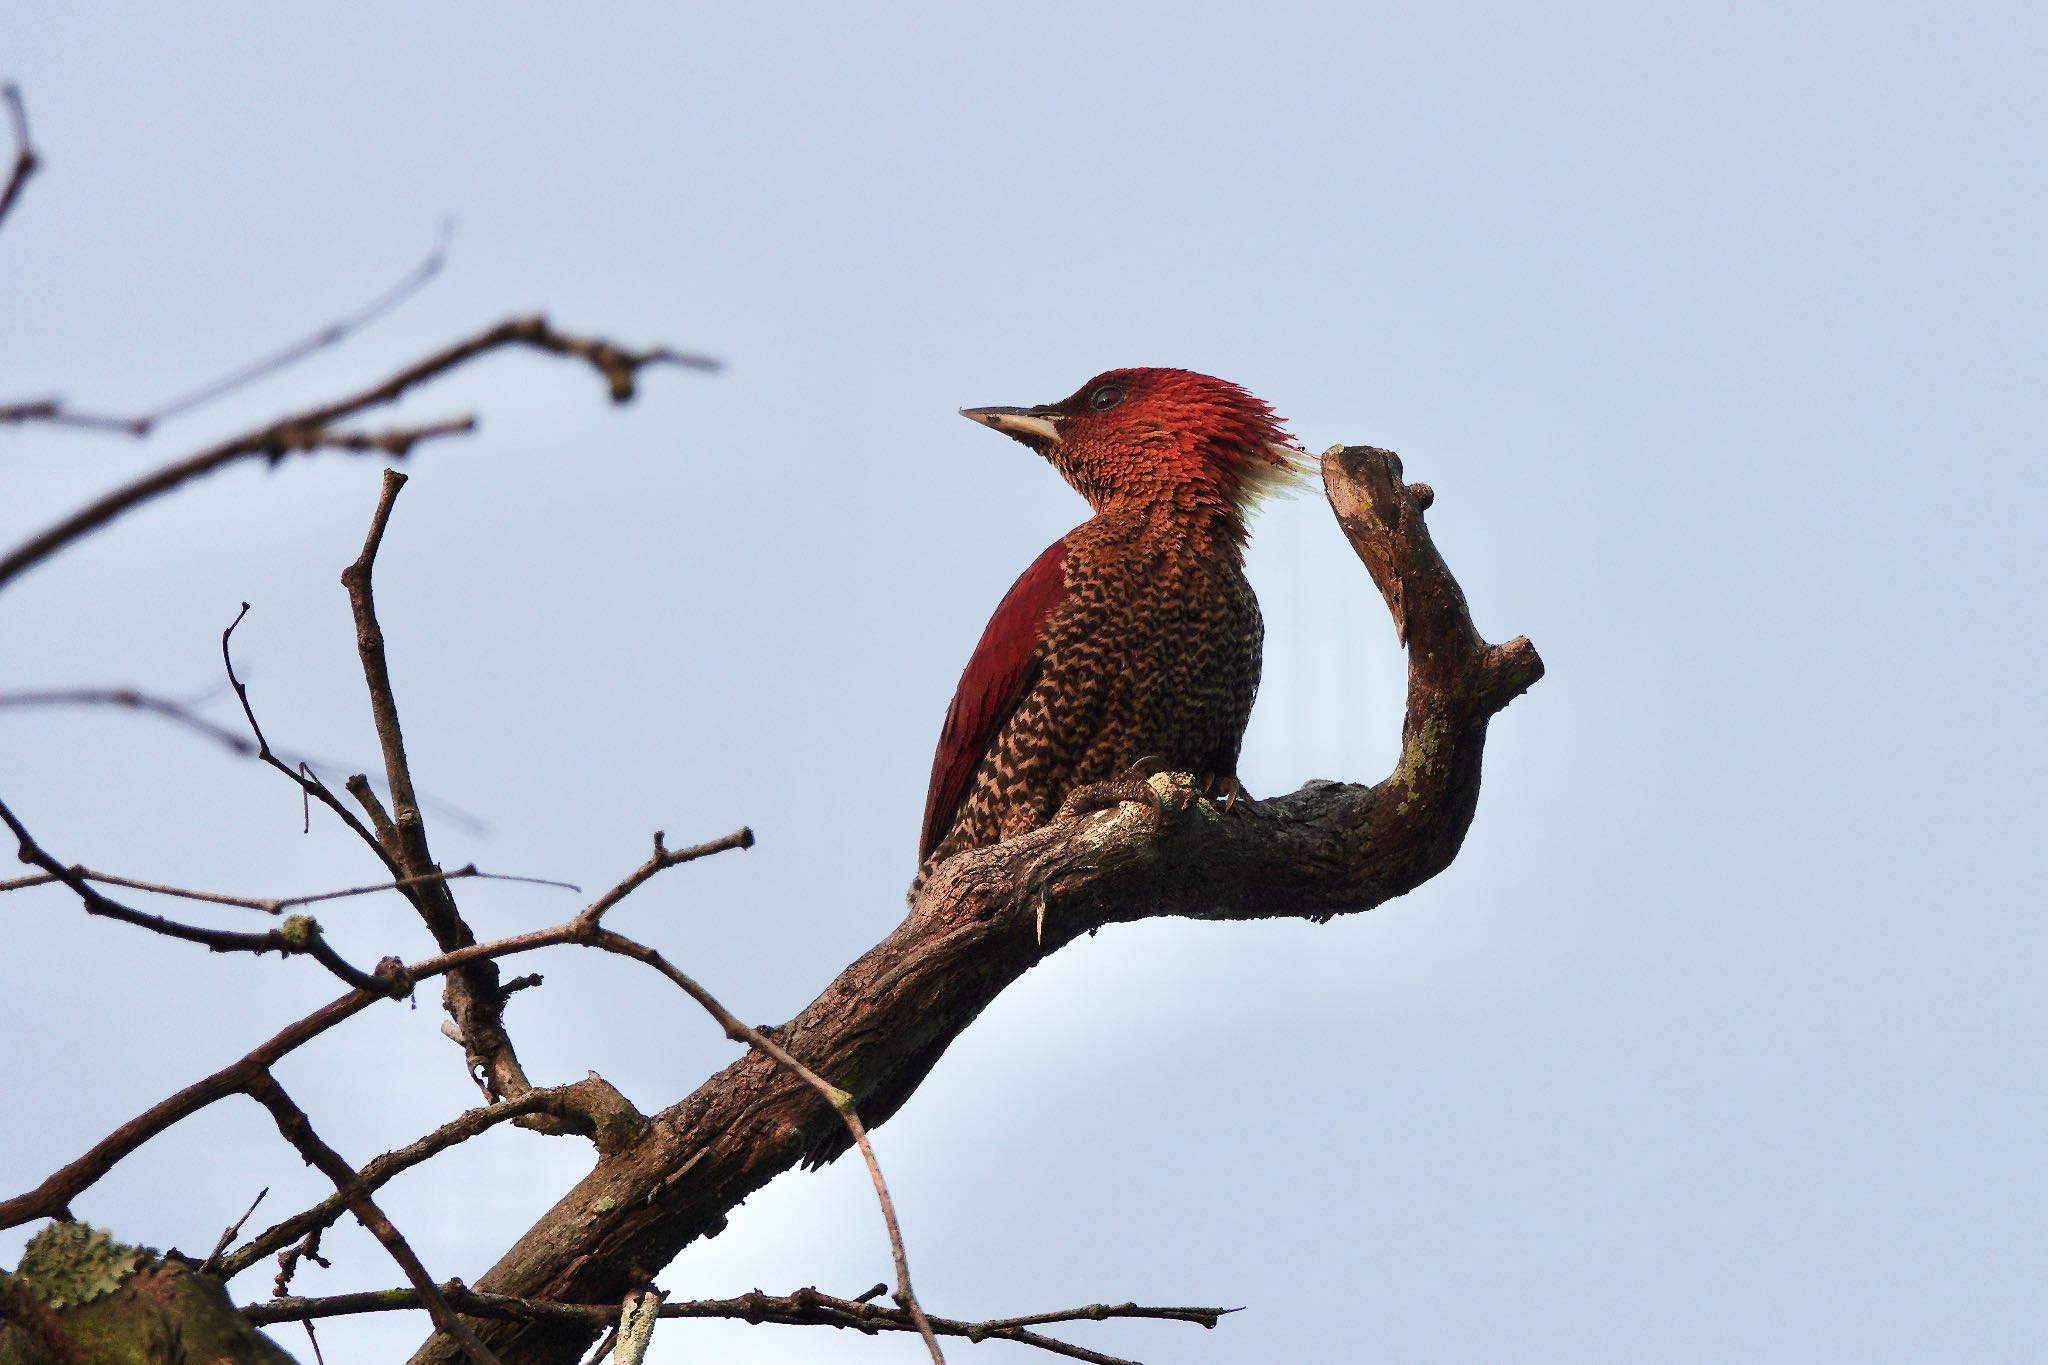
top-left (1089, 384), bottom-right (1125, 412)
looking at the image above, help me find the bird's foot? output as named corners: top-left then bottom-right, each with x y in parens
top-left (1054, 776), bottom-right (1166, 824)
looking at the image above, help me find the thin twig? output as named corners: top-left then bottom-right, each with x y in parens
top-left (0, 684), bottom-right (491, 834)
top-left (0, 862), bottom-right (577, 914)
top-left (219, 1078), bottom-right (646, 1279)
top-left (338, 468), bottom-right (539, 1110)
top-left (196, 1187), bottom-right (268, 1277)
top-left (222, 602), bottom-right (406, 872)
top-left (0, 687), bottom-right (260, 757)
top-left (0, 313), bottom-right (717, 591)
top-left (274, 1227), bottom-right (330, 1299)
top-left (244, 1283), bottom-right (1234, 1364)
top-left (0, 225), bottom-right (454, 435)
top-left (0, 827), bottom-right (751, 1229)
top-left (244, 1070), bottom-right (501, 1365)
top-left (0, 792), bottom-right (401, 992)
top-left (0, 83), bottom-right (37, 234)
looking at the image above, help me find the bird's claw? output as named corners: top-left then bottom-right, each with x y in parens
top-left (1198, 772), bottom-right (1249, 812)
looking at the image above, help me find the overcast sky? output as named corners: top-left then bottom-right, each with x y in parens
top-left (3, 4), bottom-right (2043, 1362)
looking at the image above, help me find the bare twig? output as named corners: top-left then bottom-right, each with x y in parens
top-left (275, 1228), bottom-right (331, 1299)
top-left (197, 1187), bottom-right (268, 1277)
top-left (0, 862), bottom-right (577, 914)
top-left (0, 686), bottom-right (260, 757)
top-left (0, 683), bottom-right (491, 833)
top-left (263, 414), bottom-right (477, 457)
top-left (245, 1070), bottom-right (501, 1365)
top-left (246, 1283), bottom-right (1232, 1364)
top-left (338, 468), bottom-right (541, 1111)
top-left (0, 792), bottom-right (402, 992)
top-left (0, 83), bottom-right (37, 234)
top-left (0, 313), bottom-right (716, 592)
top-left (0, 827), bottom-right (751, 1229)
top-left (220, 1078), bottom-right (647, 1280)
top-left (222, 603), bottom-right (406, 872)
top-left (0, 225), bottom-right (454, 435)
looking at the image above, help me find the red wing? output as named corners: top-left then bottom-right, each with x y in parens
top-left (919, 536), bottom-right (1070, 862)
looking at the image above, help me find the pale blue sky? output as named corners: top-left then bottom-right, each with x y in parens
top-left (3, 4), bottom-right (2043, 1362)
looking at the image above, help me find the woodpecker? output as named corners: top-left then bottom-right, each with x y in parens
top-left (915, 366), bottom-right (1305, 890)
top-left (805, 369), bottom-right (1303, 1169)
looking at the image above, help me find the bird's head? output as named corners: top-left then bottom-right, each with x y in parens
top-left (960, 367), bottom-right (1309, 526)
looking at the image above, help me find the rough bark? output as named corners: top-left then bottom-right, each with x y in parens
top-left (0, 1225), bottom-right (298, 1365)
top-left (409, 446), bottom-right (1545, 1364)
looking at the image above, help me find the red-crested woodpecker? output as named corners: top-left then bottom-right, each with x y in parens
top-left (917, 367), bottom-right (1305, 888)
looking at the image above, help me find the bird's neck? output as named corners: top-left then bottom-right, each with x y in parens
top-left (1082, 496), bottom-right (1250, 560)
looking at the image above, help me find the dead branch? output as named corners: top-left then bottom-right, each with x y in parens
top-left (0, 225), bottom-right (451, 435)
top-left (0, 83), bottom-right (36, 234)
top-left (216, 603), bottom-right (411, 876)
top-left (220, 1078), bottom-right (648, 1281)
top-left (0, 686), bottom-right (263, 758)
top-left (0, 862), bottom-right (575, 915)
top-left (0, 314), bottom-right (715, 593)
top-left (249, 1283), bottom-right (1230, 1365)
top-left (0, 683), bottom-right (493, 834)
top-left (245, 1070), bottom-right (501, 1365)
top-left (339, 467), bottom-right (538, 1109)
top-left (0, 793), bottom-right (404, 992)
top-left (198, 1188), bottom-right (270, 1278)
top-left (0, 828), bottom-right (751, 1230)
top-left (409, 446), bottom-right (1543, 1365)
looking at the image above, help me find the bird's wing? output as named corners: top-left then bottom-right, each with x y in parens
top-left (919, 536), bottom-right (1070, 863)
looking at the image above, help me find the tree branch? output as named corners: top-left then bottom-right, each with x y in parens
top-left (410, 447), bottom-right (1543, 1365)
top-left (573, 923), bottom-right (944, 1362)
top-left (0, 682), bottom-right (492, 835)
top-left (0, 793), bottom-right (404, 993)
top-left (0, 83), bottom-right (37, 235)
top-left (245, 1070), bottom-right (502, 1365)
top-left (252, 1283), bottom-right (1229, 1365)
top-left (340, 467), bottom-right (540, 1111)
top-left (0, 861), bottom-right (575, 914)
top-left (0, 828), bottom-right (750, 1230)
top-left (0, 313), bottom-right (715, 592)
top-left (219, 1078), bottom-right (648, 1281)
top-left (0, 225), bottom-right (451, 435)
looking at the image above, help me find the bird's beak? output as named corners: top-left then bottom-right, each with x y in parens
top-left (959, 405), bottom-right (1062, 446)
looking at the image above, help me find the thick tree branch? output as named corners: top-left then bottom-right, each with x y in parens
top-left (415, 447), bottom-right (1543, 1365)
top-left (574, 925), bottom-right (944, 1362)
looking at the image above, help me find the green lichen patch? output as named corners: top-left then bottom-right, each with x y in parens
top-left (276, 914), bottom-right (322, 950)
top-left (6, 1222), bottom-right (148, 1309)
top-left (1391, 713), bottom-right (1448, 815)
